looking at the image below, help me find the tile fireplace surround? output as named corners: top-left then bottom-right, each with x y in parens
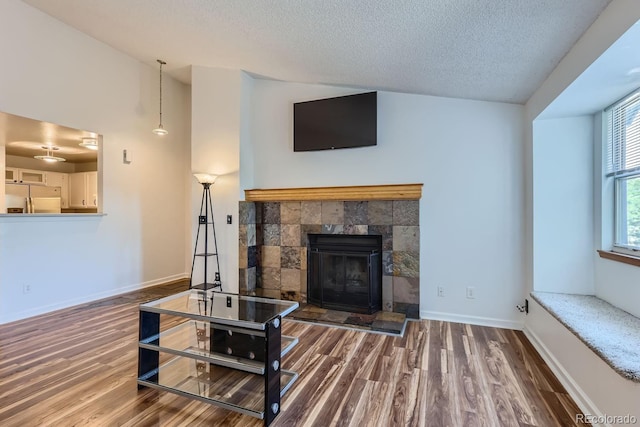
top-left (238, 184), bottom-right (422, 318)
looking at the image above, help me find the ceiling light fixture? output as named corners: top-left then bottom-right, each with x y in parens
top-left (152, 59), bottom-right (168, 136)
top-left (79, 137), bottom-right (99, 150)
top-left (34, 146), bottom-right (66, 163)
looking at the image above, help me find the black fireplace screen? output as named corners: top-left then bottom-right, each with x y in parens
top-left (307, 234), bottom-right (382, 314)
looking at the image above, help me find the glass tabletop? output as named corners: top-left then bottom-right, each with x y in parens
top-left (140, 290), bottom-right (299, 330)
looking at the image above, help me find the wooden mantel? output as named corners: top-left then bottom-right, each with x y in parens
top-left (244, 183), bottom-right (423, 202)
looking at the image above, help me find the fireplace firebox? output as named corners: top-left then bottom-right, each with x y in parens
top-left (307, 234), bottom-right (382, 314)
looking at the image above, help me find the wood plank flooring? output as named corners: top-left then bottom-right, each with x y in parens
top-left (0, 282), bottom-right (588, 426)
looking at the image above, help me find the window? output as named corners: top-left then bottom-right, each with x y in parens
top-left (606, 90), bottom-right (640, 254)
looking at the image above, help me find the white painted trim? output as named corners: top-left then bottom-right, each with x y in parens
top-left (523, 325), bottom-right (604, 425)
top-left (420, 310), bottom-right (524, 330)
top-left (0, 273), bottom-right (188, 325)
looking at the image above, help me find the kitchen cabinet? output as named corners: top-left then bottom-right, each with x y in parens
top-left (5, 168), bottom-right (46, 185)
top-left (87, 171), bottom-right (98, 207)
top-left (45, 172), bottom-right (69, 209)
top-left (69, 171), bottom-right (98, 209)
top-left (137, 290), bottom-right (299, 426)
top-left (5, 168), bottom-right (16, 182)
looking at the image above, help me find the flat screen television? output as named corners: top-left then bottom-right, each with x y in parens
top-left (293, 91), bottom-right (377, 152)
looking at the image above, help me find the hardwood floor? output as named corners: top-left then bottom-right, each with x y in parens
top-left (0, 282), bottom-right (588, 426)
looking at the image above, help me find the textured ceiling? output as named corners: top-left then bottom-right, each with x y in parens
top-left (22, 0), bottom-right (611, 104)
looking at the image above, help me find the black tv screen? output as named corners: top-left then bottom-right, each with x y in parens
top-left (293, 92), bottom-right (377, 152)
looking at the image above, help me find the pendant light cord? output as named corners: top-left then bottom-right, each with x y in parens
top-left (157, 59), bottom-right (166, 126)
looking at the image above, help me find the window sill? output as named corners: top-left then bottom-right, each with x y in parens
top-left (597, 250), bottom-right (640, 267)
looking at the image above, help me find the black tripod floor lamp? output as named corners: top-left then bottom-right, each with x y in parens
top-left (190, 173), bottom-right (222, 291)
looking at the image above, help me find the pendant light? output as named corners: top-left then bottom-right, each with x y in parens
top-left (34, 145), bottom-right (66, 162)
top-left (152, 59), bottom-right (168, 136)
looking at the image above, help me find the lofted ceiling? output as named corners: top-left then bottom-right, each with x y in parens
top-left (21, 0), bottom-right (612, 104)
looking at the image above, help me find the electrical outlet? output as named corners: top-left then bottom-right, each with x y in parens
top-left (437, 286), bottom-right (444, 297)
top-left (23, 284), bottom-right (31, 294)
top-left (466, 286), bottom-right (475, 299)
top-left (517, 299), bottom-right (529, 314)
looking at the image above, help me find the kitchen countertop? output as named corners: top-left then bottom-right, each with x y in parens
top-left (0, 213), bottom-right (106, 221)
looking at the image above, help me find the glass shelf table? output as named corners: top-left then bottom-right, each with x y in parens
top-left (137, 289), bottom-right (299, 426)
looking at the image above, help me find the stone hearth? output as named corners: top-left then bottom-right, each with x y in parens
top-left (238, 185), bottom-right (421, 319)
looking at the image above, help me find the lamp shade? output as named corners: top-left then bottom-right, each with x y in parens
top-left (193, 173), bottom-right (217, 184)
top-left (152, 125), bottom-right (168, 136)
top-left (34, 146), bottom-right (66, 162)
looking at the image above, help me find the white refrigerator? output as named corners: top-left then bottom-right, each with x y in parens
top-left (5, 183), bottom-right (62, 213)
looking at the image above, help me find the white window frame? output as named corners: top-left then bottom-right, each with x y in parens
top-left (606, 88), bottom-right (640, 256)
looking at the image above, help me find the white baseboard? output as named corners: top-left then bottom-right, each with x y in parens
top-left (138, 273), bottom-right (188, 289)
top-left (522, 326), bottom-right (603, 423)
top-left (0, 273), bottom-right (188, 325)
top-left (420, 310), bottom-right (524, 330)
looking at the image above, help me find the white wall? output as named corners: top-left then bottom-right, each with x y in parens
top-left (533, 117), bottom-right (594, 294)
top-left (249, 80), bottom-right (525, 328)
top-left (524, 0), bottom-right (640, 297)
top-left (191, 67), bottom-right (253, 294)
top-left (0, 0), bottom-right (191, 323)
top-left (595, 259), bottom-right (640, 318)
top-left (524, 1), bottom-right (640, 421)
